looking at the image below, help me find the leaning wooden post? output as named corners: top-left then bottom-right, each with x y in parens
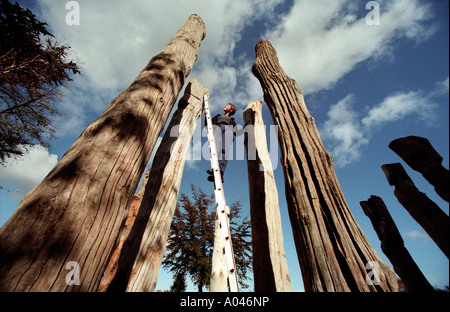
top-left (243, 100), bottom-right (291, 292)
top-left (381, 163), bottom-right (449, 258)
top-left (106, 78), bottom-right (207, 292)
top-left (0, 14), bottom-right (205, 292)
top-left (389, 136), bottom-right (449, 202)
top-left (361, 196), bottom-right (435, 292)
top-left (252, 39), bottom-right (398, 292)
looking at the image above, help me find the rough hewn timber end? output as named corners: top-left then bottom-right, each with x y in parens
top-left (381, 163), bottom-right (414, 186)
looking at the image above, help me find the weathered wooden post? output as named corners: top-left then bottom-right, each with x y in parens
top-left (106, 78), bottom-right (207, 292)
top-left (361, 195), bottom-right (435, 292)
top-left (382, 163), bottom-right (449, 258)
top-left (389, 136), bottom-right (449, 202)
top-left (97, 168), bottom-right (151, 292)
top-left (0, 14), bottom-right (205, 291)
top-left (252, 39), bottom-right (398, 292)
top-left (243, 100), bottom-right (291, 292)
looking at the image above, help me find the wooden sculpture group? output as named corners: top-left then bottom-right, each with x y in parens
top-left (0, 14), bottom-right (447, 292)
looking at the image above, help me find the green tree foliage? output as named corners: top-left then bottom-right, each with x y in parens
top-left (0, 0), bottom-right (80, 163)
top-left (162, 185), bottom-right (252, 292)
top-left (170, 272), bottom-right (187, 292)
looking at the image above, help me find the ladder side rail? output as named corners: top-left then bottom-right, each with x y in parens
top-left (203, 94), bottom-right (239, 292)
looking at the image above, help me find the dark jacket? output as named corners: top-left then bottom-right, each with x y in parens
top-left (212, 114), bottom-right (236, 128)
top-left (206, 114), bottom-right (242, 137)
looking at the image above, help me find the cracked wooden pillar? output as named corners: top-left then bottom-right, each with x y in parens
top-left (361, 195), bottom-right (435, 292)
top-left (382, 163), bottom-right (449, 258)
top-left (389, 136), bottom-right (449, 202)
top-left (0, 14), bottom-right (205, 292)
top-left (106, 78), bottom-right (207, 292)
top-left (97, 168), bottom-right (151, 292)
top-left (243, 100), bottom-right (291, 292)
top-left (252, 39), bottom-right (398, 292)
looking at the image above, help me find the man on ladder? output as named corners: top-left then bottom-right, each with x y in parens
top-left (206, 102), bottom-right (237, 183)
top-left (203, 94), bottom-right (239, 292)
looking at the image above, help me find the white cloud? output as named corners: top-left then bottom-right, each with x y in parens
top-left (321, 85), bottom-right (440, 167)
top-left (404, 230), bottom-right (431, 243)
top-left (362, 91), bottom-right (437, 128)
top-left (320, 95), bottom-right (368, 167)
top-left (430, 77), bottom-right (449, 97)
top-left (0, 145), bottom-right (58, 196)
top-left (265, 0), bottom-right (435, 93)
top-left (40, 0), bottom-right (184, 92)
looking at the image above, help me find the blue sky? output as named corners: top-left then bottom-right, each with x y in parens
top-left (0, 0), bottom-right (448, 292)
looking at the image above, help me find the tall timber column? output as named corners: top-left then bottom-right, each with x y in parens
top-left (243, 100), bottom-right (291, 292)
top-left (0, 15), bottom-right (205, 292)
top-left (361, 196), bottom-right (435, 292)
top-left (108, 78), bottom-right (207, 292)
top-left (252, 39), bottom-right (398, 292)
top-left (382, 163), bottom-right (449, 258)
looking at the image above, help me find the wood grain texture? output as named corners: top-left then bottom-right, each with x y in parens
top-left (105, 78), bottom-right (207, 292)
top-left (97, 168), bottom-right (151, 292)
top-left (0, 15), bottom-right (205, 292)
top-left (243, 100), bottom-right (291, 292)
top-left (252, 39), bottom-right (398, 292)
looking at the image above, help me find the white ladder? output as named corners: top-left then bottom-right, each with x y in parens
top-left (203, 94), bottom-right (239, 292)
